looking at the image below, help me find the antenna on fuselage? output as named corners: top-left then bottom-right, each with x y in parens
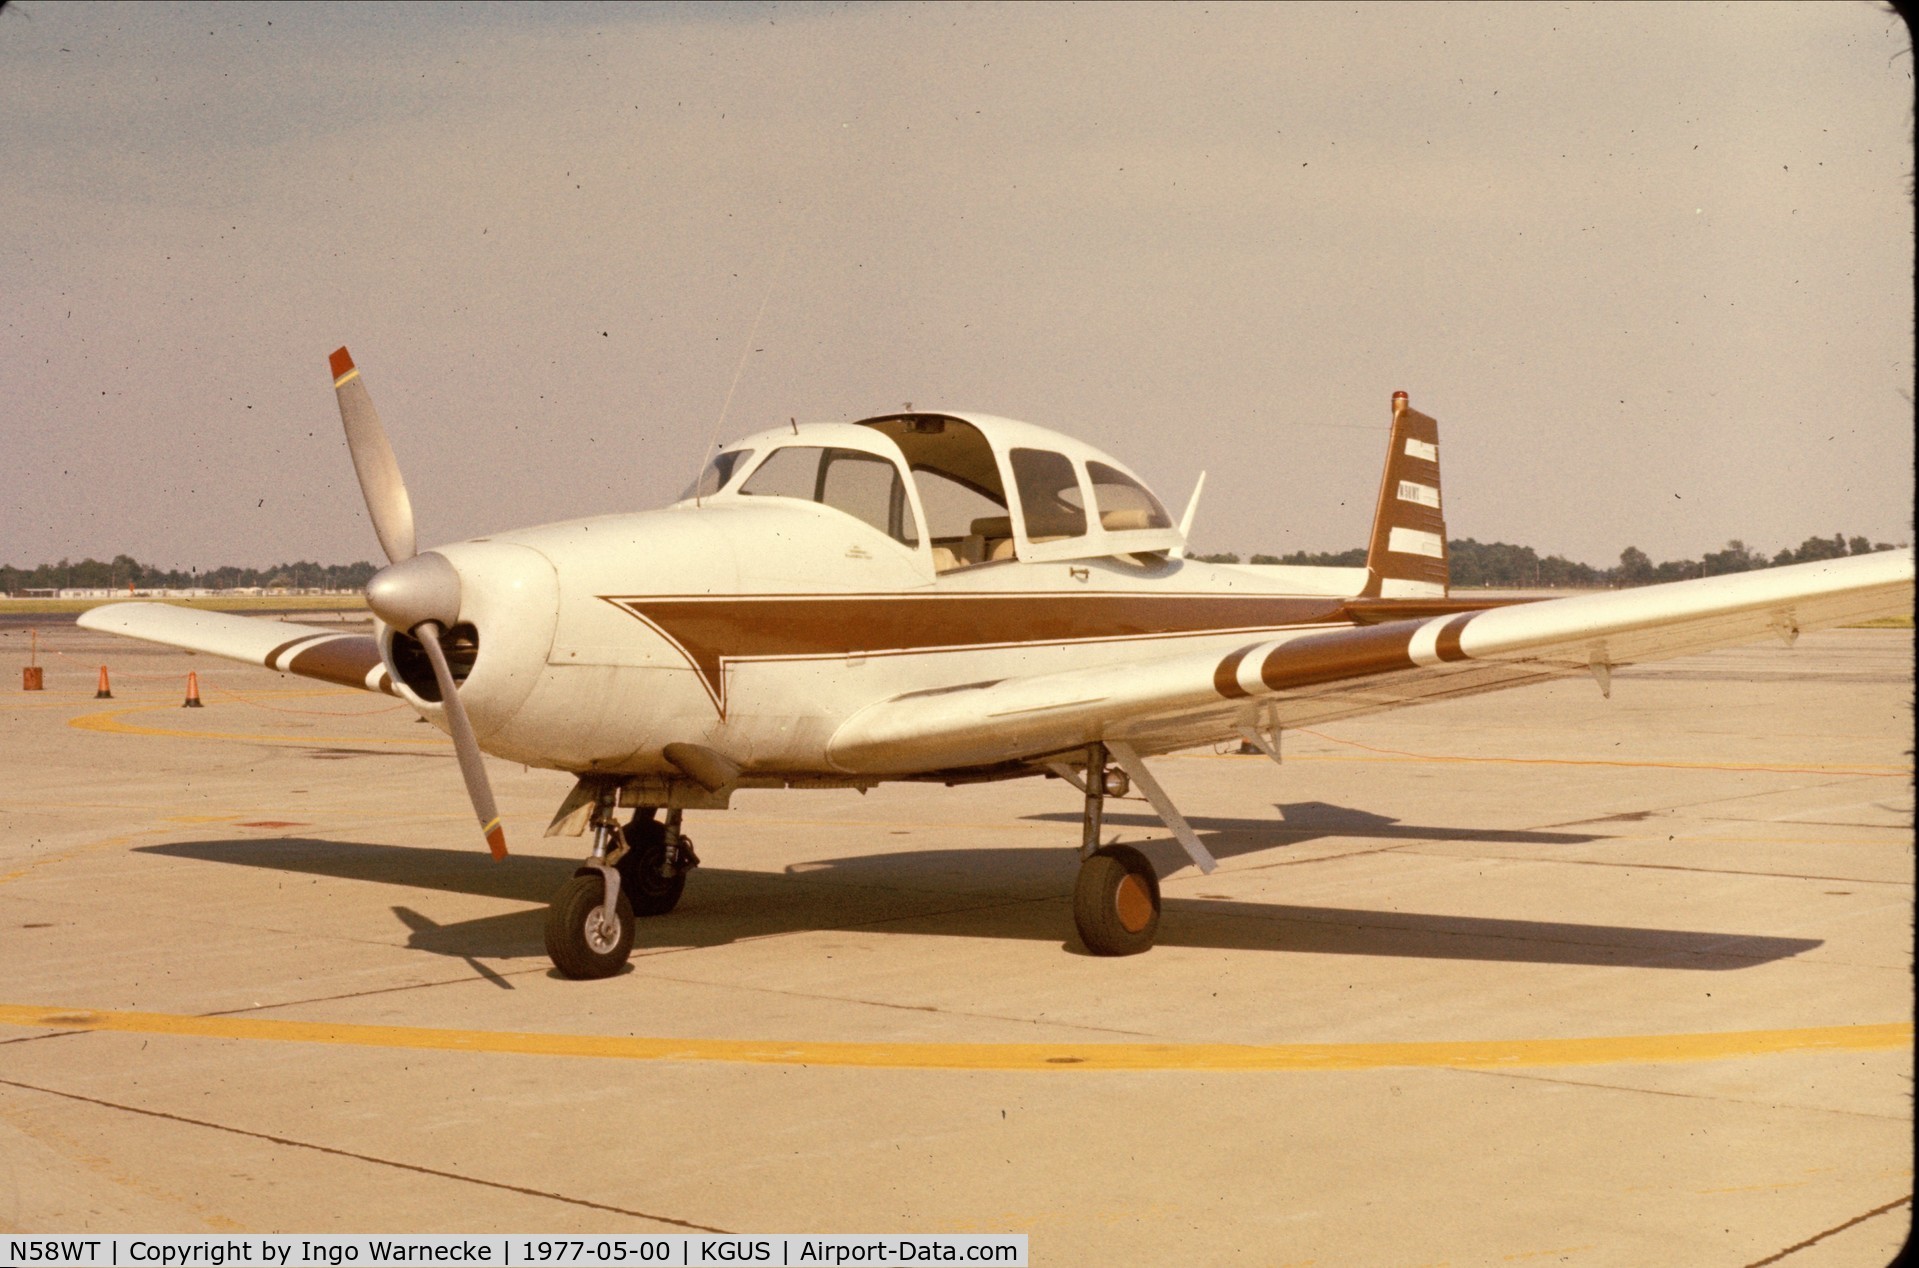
top-left (692, 242), bottom-right (790, 506)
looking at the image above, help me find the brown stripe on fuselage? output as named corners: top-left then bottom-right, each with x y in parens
top-left (1214, 644), bottom-right (1259, 698)
top-left (609, 592), bottom-right (1352, 713)
top-left (285, 635), bottom-right (388, 691)
top-left (1434, 612), bottom-right (1476, 662)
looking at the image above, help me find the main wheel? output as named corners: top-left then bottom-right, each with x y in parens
top-left (544, 874), bottom-right (634, 979)
top-left (617, 818), bottom-right (688, 917)
top-left (1073, 844), bottom-right (1161, 956)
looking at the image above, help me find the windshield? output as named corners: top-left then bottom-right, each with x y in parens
top-left (739, 445), bottom-right (920, 545)
top-left (681, 449), bottom-right (755, 500)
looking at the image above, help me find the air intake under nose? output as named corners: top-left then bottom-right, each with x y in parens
top-left (391, 622), bottom-right (480, 702)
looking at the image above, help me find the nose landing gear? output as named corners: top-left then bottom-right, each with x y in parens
top-left (545, 792), bottom-right (699, 980)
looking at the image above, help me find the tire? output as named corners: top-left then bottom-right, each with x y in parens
top-left (544, 874), bottom-right (634, 979)
top-left (617, 818), bottom-right (688, 917)
top-left (1073, 844), bottom-right (1161, 956)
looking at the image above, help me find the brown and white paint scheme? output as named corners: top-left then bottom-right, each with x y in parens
top-left (81, 398), bottom-right (1915, 811)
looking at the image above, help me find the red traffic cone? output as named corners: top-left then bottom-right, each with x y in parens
top-left (183, 671), bottom-right (203, 708)
top-left (95, 666), bottom-right (113, 699)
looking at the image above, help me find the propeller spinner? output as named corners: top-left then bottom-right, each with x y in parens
top-left (331, 347), bottom-right (508, 860)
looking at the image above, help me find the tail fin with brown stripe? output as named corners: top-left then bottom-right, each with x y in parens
top-left (1359, 391), bottom-right (1447, 598)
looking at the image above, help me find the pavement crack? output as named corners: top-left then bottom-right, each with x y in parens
top-left (201, 969), bottom-right (552, 1017)
top-left (1455, 1066), bottom-right (1912, 1123)
top-left (0, 1075), bottom-right (729, 1233)
top-left (1742, 1193), bottom-right (1911, 1266)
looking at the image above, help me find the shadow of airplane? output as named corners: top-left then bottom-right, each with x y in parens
top-left (139, 819), bottom-right (1820, 973)
top-left (1026, 800), bottom-right (1607, 872)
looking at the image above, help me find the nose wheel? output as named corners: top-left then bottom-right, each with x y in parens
top-left (544, 874), bottom-right (635, 978)
top-left (545, 799), bottom-right (699, 980)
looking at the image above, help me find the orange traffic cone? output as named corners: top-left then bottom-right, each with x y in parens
top-left (22, 667), bottom-right (43, 691)
top-left (182, 671), bottom-right (203, 708)
top-left (95, 666), bottom-right (113, 699)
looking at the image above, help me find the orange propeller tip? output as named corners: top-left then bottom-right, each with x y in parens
top-left (486, 827), bottom-right (508, 861)
top-left (329, 347), bottom-right (355, 379)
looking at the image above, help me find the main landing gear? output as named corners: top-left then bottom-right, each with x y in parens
top-left (544, 795), bottom-right (699, 980)
top-left (1061, 740), bottom-right (1219, 956)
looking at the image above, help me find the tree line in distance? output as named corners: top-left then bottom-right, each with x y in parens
top-left (1193, 533), bottom-right (1905, 588)
top-left (1, 532), bottom-right (1906, 595)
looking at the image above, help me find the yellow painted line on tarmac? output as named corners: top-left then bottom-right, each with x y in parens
top-left (68, 700), bottom-right (447, 748)
top-left (0, 1004), bottom-right (1905, 1073)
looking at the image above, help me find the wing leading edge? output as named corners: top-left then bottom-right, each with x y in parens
top-left (826, 549), bottom-right (1914, 775)
top-left (75, 603), bottom-right (395, 695)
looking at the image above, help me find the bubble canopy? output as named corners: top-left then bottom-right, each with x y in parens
top-left (682, 412), bottom-right (1183, 572)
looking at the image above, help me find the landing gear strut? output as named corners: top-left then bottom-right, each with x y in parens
top-left (545, 785), bottom-right (633, 979)
top-left (544, 794), bottom-right (701, 980)
top-left (1069, 742), bottom-right (1162, 956)
top-left (618, 807), bottom-right (699, 917)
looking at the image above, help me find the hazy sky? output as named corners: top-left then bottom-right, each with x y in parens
top-left (3, 2), bottom-right (1912, 571)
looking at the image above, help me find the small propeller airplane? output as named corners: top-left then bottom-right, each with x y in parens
top-left (81, 349), bottom-right (1914, 978)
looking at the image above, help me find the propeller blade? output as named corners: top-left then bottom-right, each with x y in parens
top-left (330, 347), bottom-right (418, 565)
top-left (416, 620), bottom-right (508, 860)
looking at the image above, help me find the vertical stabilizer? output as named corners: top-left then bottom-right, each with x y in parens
top-left (1360, 391), bottom-right (1447, 598)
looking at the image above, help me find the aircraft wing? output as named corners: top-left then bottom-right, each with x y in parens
top-left (75, 602), bottom-right (395, 695)
top-left (827, 550), bottom-right (1914, 775)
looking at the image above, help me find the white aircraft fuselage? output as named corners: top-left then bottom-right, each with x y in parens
top-left (79, 363), bottom-right (1914, 977)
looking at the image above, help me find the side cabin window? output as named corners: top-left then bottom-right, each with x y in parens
top-left (739, 446), bottom-right (919, 546)
top-left (1010, 448), bottom-right (1088, 543)
top-left (1087, 461), bottom-right (1172, 531)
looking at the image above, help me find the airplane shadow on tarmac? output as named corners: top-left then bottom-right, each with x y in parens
top-left (139, 800), bottom-right (1820, 972)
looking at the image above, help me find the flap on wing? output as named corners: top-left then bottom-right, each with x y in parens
top-left (826, 550), bottom-right (1912, 776)
top-left (76, 602), bottom-right (394, 695)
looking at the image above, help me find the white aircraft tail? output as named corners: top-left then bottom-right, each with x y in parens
top-left (1360, 392), bottom-right (1448, 598)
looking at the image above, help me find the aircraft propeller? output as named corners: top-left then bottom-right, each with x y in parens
top-left (330, 347), bottom-right (508, 860)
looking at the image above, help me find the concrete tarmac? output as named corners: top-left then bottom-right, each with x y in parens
top-left (0, 620), bottom-right (1910, 1265)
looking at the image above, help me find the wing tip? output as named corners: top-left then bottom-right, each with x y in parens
top-left (328, 346), bottom-right (355, 380)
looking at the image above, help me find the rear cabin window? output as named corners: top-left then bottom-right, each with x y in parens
top-left (1010, 448), bottom-right (1087, 542)
top-left (1087, 461), bottom-right (1172, 531)
top-left (740, 446), bottom-right (919, 546)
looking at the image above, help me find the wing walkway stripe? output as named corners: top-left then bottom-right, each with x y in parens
top-left (0, 1004), bottom-right (1905, 1072)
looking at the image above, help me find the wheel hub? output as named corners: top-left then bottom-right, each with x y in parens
top-left (583, 907), bottom-right (621, 954)
top-left (1114, 873), bottom-right (1155, 933)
